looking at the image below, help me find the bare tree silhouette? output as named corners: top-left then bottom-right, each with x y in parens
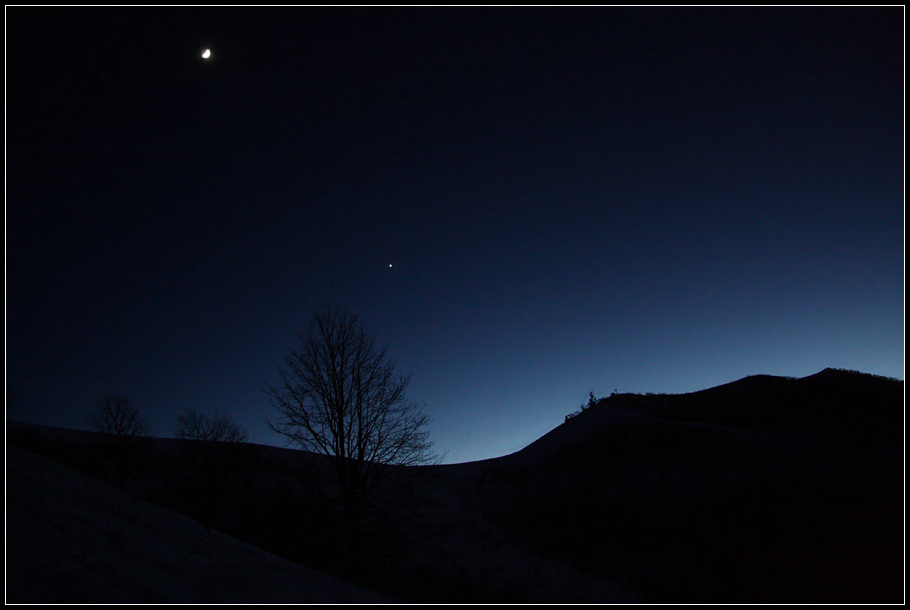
top-left (87, 393), bottom-right (149, 489)
top-left (267, 305), bottom-right (439, 560)
top-left (174, 410), bottom-right (249, 528)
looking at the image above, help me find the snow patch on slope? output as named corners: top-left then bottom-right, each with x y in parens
top-left (6, 444), bottom-right (394, 603)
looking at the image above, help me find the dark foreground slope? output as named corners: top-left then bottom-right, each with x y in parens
top-left (5, 421), bottom-right (639, 603)
top-left (5, 444), bottom-right (394, 603)
top-left (6, 368), bottom-right (903, 602)
top-left (467, 368), bottom-right (903, 602)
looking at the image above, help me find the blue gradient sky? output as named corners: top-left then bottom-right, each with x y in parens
top-left (7, 7), bottom-right (904, 464)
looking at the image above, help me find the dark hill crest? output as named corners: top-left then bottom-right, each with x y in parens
top-left (478, 367), bottom-right (902, 602)
top-left (514, 368), bottom-right (903, 464)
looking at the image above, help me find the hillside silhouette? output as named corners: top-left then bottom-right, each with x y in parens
top-left (515, 367), bottom-right (903, 462)
top-left (6, 368), bottom-right (903, 602)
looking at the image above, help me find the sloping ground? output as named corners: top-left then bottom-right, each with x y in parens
top-left (511, 368), bottom-right (903, 466)
top-left (5, 444), bottom-right (394, 603)
top-left (6, 368), bottom-right (903, 602)
top-left (604, 368), bottom-right (903, 445)
top-left (5, 421), bottom-right (640, 603)
top-left (404, 459), bottom-right (641, 603)
top-left (460, 368), bottom-right (904, 602)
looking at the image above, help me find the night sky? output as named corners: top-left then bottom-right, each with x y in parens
top-left (7, 7), bottom-right (904, 464)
